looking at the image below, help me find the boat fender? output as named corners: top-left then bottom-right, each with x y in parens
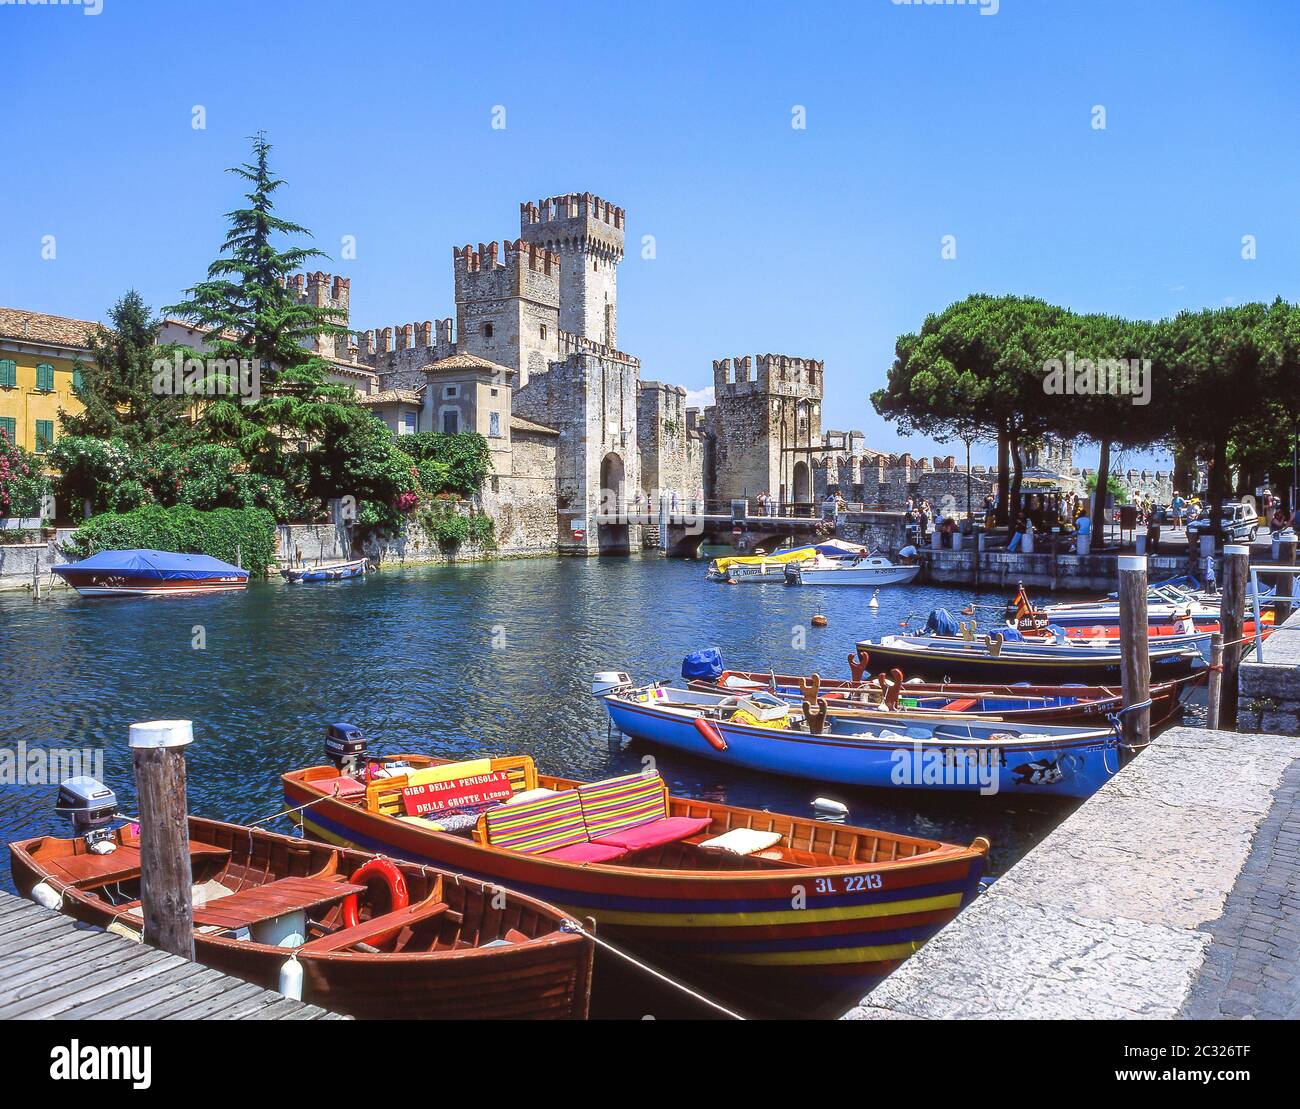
top-left (278, 953), bottom-right (304, 1001)
top-left (813, 797), bottom-right (848, 815)
top-left (30, 881), bottom-right (62, 911)
top-left (694, 716), bottom-right (727, 751)
top-left (342, 858), bottom-right (410, 949)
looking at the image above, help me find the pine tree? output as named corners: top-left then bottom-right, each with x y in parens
top-left (59, 291), bottom-right (193, 449)
top-left (166, 133), bottom-right (348, 386)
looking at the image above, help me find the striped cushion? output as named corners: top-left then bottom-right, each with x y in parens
top-left (483, 790), bottom-right (589, 855)
top-left (578, 773), bottom-right (667, 840)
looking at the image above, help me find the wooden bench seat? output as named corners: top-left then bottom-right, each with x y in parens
top-left (189, 876), bottom-right (365, 931)
top-left (43, 840), bottom-right (231, 887)
top-left (299, 896), bottom-right (450, 954)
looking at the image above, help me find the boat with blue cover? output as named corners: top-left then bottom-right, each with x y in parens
top-left (595, 674), bottom-right (1124, 799)
top-left (52, 549), bottom-right (249, 597)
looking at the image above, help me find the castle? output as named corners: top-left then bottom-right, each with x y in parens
top-left (274, 192), bottom-right (1171, 554)
top-left (291, 192), bottom-right (851, 554)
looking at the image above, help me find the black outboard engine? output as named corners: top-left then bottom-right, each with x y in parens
top-left (55, 776), bottom-right (120, 852)
top-left (325, 723), bottom-right (368, 778)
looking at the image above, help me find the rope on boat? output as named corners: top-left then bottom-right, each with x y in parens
top-left (558, 917), bottom-right (747, 1020)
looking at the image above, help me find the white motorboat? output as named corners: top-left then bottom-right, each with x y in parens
top-left (786, 554), bottom-right (920, 586)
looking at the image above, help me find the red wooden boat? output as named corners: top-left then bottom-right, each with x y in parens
top-left (282, 737), bottom-right (990, 1015)
top-left (686, 665), bottom-right (1190, 729)
top-left (10, 814), bottom-right (593, 1019)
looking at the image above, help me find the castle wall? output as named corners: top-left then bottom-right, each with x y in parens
top-left (487, 430), bottom-right (560, 556)
top-left (636, 380), bottom-right (705, 505)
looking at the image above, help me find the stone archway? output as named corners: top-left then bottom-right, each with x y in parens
top-left (598, 452), bottom-right (629, 554)
top-left (793, 460), bottom-right (810, 506)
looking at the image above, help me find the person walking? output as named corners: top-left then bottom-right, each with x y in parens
top-left (1171, 491), bottom-right (1186, 530)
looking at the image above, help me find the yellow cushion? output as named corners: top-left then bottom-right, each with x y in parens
top-left (406, 759), bottom-right (491, 788)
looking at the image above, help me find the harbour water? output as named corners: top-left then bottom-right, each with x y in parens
top-left (0, 554), bottom-right (1199, 1016)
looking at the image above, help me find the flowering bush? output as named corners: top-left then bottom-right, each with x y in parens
top-left (0, 431), bottom-right (51, 519)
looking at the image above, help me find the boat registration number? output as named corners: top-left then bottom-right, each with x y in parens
top-left (812, 874), bottom-right (883, 894)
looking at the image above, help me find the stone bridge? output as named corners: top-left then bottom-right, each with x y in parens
top-left (592, 498), bottom-right (832, 557)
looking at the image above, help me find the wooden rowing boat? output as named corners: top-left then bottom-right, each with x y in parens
top-left (858, 634), bottom-right (1202, 684)
top-left (686, 666), bottom-right (1188, 728)
top-left (282, 750), bottom-right (989, 1012)
top-left (599, 681), bottom-right (1121, 798)
top-left (9, 816), bottom-right (593, 1019)
top-left (279, 557), bottom-right (368, 583)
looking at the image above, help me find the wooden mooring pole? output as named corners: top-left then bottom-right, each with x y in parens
top-left (130, 719), bottom-right (195, 960)
top-left (1219, 544), bottom-right (1249, 732)
top-left (1117, 554), bottom-right (1151, 754)
top-left (1205, 632), bottom-right (1225, 731)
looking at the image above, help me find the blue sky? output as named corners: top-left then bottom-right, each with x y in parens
top-left (4, 0), bottom-right (1298, 470)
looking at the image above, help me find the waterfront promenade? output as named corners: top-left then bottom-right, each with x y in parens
top-left (844, 723), bottom-right (1300, 1020)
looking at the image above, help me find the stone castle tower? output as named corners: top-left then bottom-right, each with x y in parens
top-left (452, 239), bottom-right (561, 387)
top-left (709, 353), bottom-right (824, 504)
top-left (285, 271), bottom-right (351, 357)
top-left (519, 194), bottom-right (624, 349)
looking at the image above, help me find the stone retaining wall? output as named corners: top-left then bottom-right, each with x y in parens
top-left (1239, 607), bottom-right (1300, 734)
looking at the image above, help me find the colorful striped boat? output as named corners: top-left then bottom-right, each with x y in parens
top-left (283, 751), bottom-right (988, 1014)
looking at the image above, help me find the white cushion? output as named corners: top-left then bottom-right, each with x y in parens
top-left (698, 828), bottom-right (784, 856)
top-left (504, 787), bottom-right (558, 806)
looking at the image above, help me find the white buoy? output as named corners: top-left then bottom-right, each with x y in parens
top-left (278, 954), bottom-right (304, 1000)
top-left (869, 590), bottom-right (879, 609)
top-left (812, 797), bottom-right (848, 815)
top-left (30, 881), bottom-right (62, 910)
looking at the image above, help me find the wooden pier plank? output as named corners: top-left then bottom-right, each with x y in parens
top-left (0, 891), bottom-right (343, 1020)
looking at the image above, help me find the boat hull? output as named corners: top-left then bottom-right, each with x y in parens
top-left (858, 641), bottom-right (1199, 685)
top-left (605, 697), bottom-right (1120, 799)
top-left (51, 570), bottom-right (248, 597)
top-left (791, 564), bottom-right (920, 586)
top-left (282, 773), bottom-right (986, 1006)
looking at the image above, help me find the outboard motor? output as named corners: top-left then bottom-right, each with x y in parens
top-left (592, 671), bottom-right (634, 698)
top-left (325, 722), bottom-right (368, 778)
top-left (55, 776), bottom-right (121, 854)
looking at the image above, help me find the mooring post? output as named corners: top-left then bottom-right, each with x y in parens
top-left (1219, 544), bottom-right (1249, 731)
top-left (658, 493), bottom-right (670, 553)
top-left (1205, 631), bottom-right (1224, 730)
top-left (1117, 554), bottom-right (1151, 754)
top-left (1275, 534), bottom-right (1296, 623)
top-left (130, 719), bottom-right (195, 960)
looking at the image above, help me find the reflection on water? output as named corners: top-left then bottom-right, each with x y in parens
top-left (0, 554), bottom-right (1141, 1014)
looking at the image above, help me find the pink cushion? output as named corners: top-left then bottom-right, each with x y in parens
top-left (592, 816), bottom-right (712, 852)
top-left (326, 775), bottom-right (366, 799)
top-left (541, 841), bottom-right (628, 863)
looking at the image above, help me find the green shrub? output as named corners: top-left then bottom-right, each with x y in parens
top-left (395, 432), bottom-right (492, 495)
top-left (67, 504), bottom-right (278, 576)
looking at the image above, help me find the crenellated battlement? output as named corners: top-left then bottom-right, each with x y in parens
top-left (283, 271), bottom-right (351, 308)
top-left (558, 329), bottom-right (639, 368)
top-left (712, 353), bottom-right (824, 395)
top-left (452, 239), bottom-right (561, 276)
top-left (354, 318), bottom-right (454, 360)
top-left (520, 192), bottom-right (625, 232)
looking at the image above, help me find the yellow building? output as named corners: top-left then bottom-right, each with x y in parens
top-left (0, 307), bottom-right (95, 455)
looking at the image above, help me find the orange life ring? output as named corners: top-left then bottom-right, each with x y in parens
top-left (341, 858), bottom-right (410, 948)
top-left (695, 716), bottom-right (728, 751)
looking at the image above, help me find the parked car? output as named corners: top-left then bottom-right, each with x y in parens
top-left (1186, 502), bottom-right (1259, 545)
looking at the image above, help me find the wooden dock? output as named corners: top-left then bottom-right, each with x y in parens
top-left (0, 890), bottom-right (345, 1019)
